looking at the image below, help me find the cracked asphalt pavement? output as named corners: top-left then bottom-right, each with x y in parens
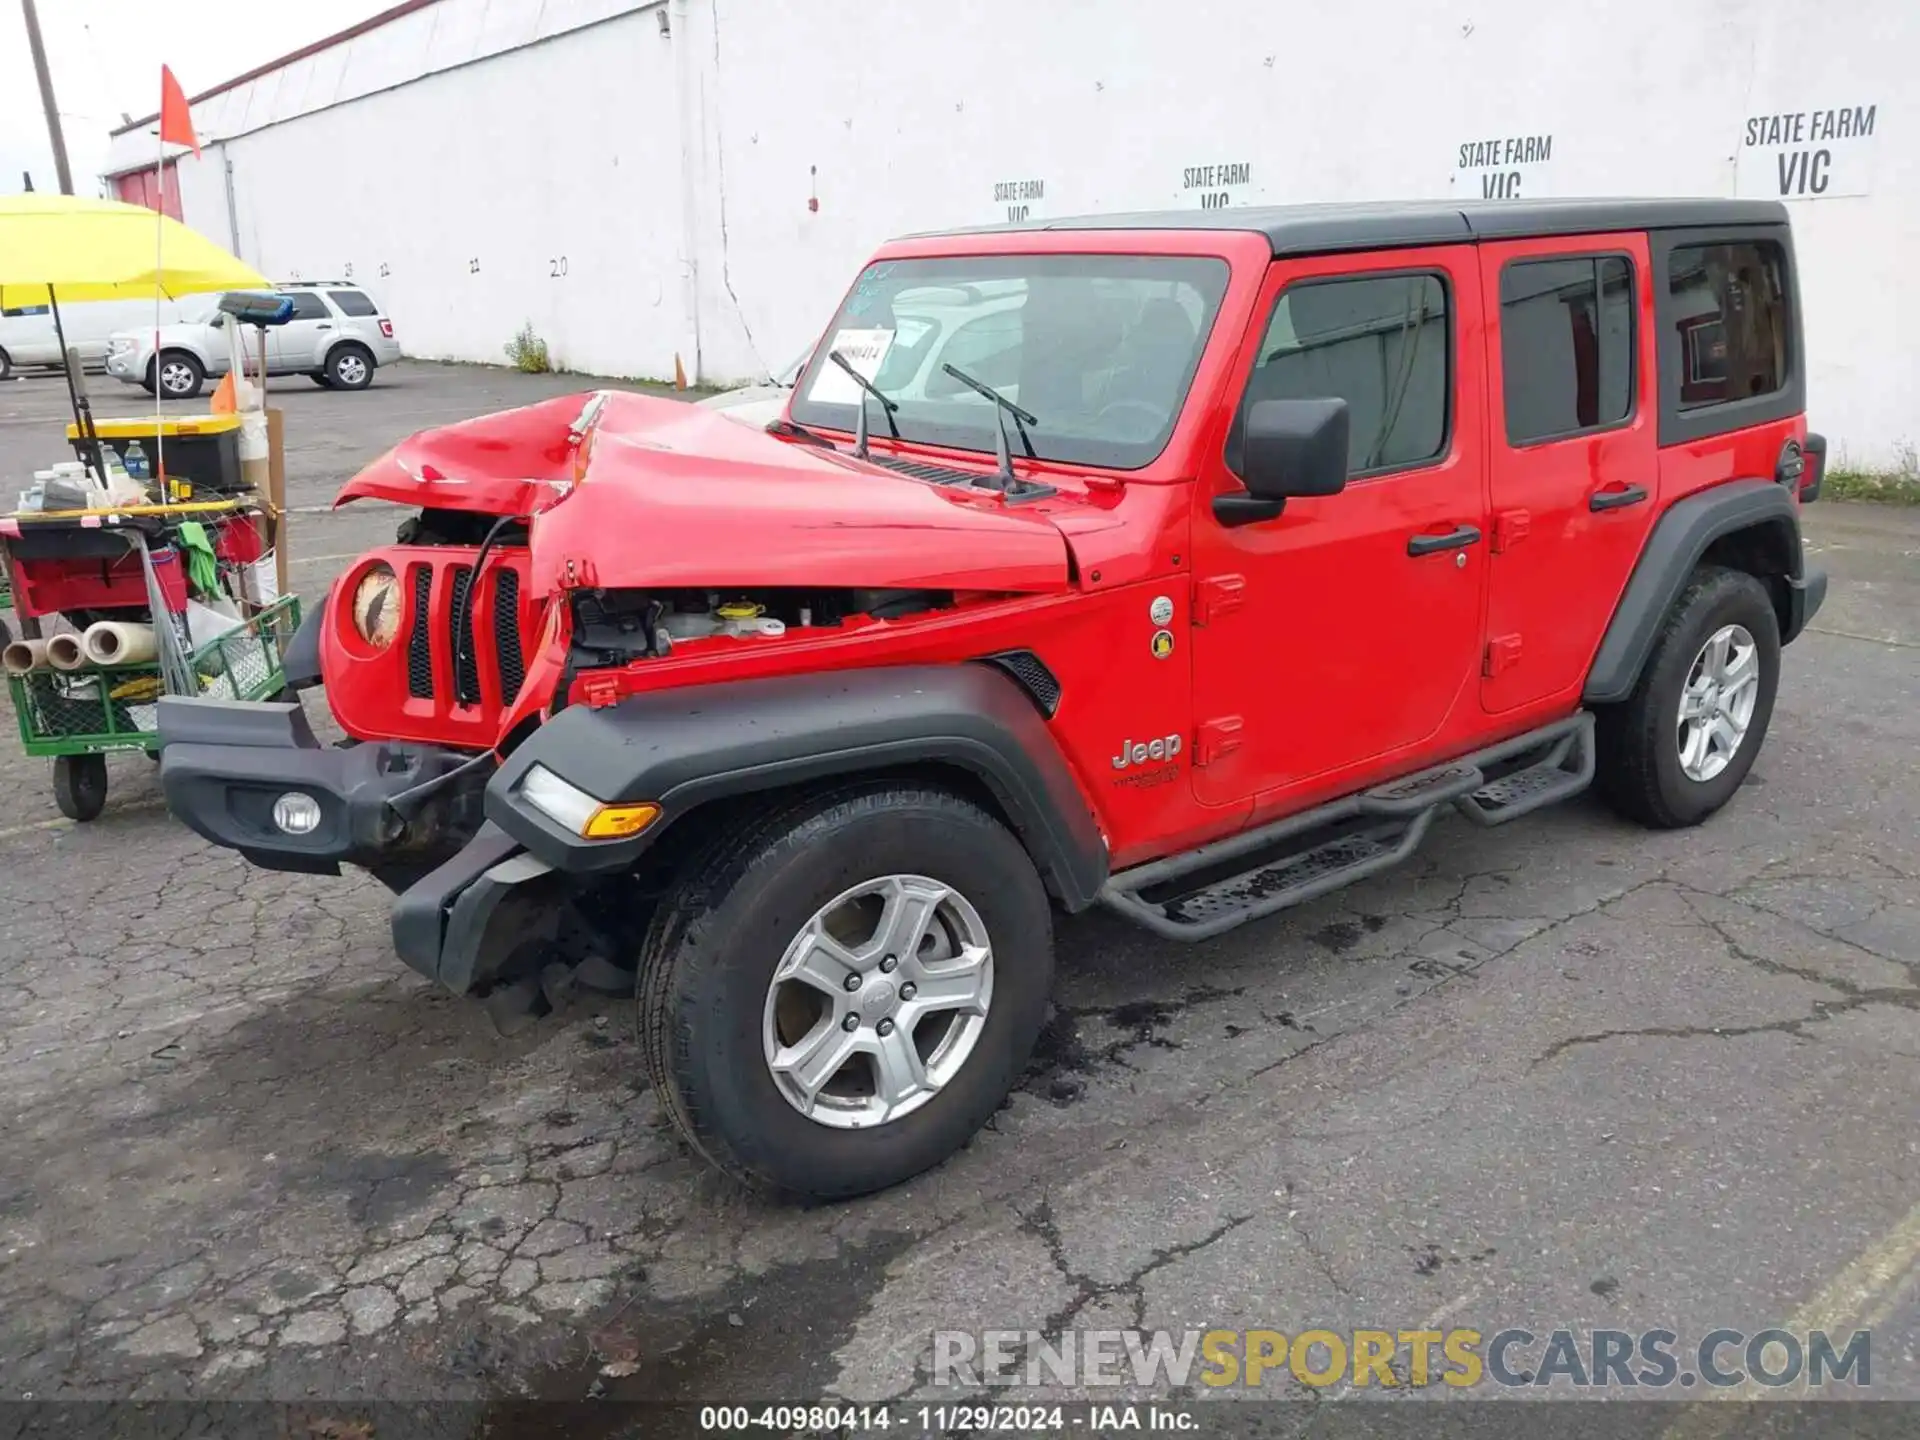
top-left (1, 366), bottom-right (1916, 1423)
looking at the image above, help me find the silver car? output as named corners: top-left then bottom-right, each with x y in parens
top-left (104, 282), bottom-right (403, 400)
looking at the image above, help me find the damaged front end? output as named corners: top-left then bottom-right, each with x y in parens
top-left (163, 384), bottom-right (1080, 1029)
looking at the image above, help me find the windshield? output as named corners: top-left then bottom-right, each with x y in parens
top-left (788, 254), bottom-right (1231, 470)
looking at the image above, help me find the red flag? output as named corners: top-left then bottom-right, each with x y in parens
top-left (159, 65), bottom-right (200, 157)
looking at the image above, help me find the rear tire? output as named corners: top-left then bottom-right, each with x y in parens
top-left (310, 372), bottom-right (335, 388)
top-left (1595, 565), bottom-right (1780, 829)
top-left (153, 350), bottom-right (204, 400)
top-left (53, 753), bottom-right (108, 822)
top-left (326, 344), bottom-right (374, 390)
top-left (0, 348), bottom-right (12, 381)
top-left (638, 785), bottom-right (1054, 1200)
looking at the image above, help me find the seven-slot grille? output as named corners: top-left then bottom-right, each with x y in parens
top-left (404, 559), bottom-right (527, 706)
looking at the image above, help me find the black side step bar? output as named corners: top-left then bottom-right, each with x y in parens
top-left (1100, 713), bottom-right (1596, 942)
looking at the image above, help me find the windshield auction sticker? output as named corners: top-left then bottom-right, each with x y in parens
top-left (807, 328), bottom-right (895, 404)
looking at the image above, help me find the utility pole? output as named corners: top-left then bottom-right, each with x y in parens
top-left (21, 0), bottom-right (75, 194)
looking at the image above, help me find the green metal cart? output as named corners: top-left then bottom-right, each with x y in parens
top-left (6, 594), bottom-right (301, 821)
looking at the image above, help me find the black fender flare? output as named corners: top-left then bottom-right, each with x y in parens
top-left (1584, 478), bottom-right (1817, 705)
top-left (280, 579), bottom-right (331, 689)
top-left (484, 663), bottom-right (1110, 910)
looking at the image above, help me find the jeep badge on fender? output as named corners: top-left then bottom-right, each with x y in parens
top-left (158, 196), bottom-right (1827, 1202)
top-left (1114, 734), bottom-right (1185, 769)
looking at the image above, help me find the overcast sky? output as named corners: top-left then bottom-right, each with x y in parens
top-left (3, 0), bottom-right (396, 195)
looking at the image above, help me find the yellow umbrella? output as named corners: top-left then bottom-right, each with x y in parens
top-left (0, 192), bottom-right (267, 309)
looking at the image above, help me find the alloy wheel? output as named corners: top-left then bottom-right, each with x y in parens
top-left (1676, 622), bottom-right (1760, 782)
top-left (761, 874), bottom-right (994, 1129)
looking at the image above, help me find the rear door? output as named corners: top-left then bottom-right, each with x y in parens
top-left (267, 291), bottom-right (334, 372)
top-left (1477, 234), bottom-right (1659, 713)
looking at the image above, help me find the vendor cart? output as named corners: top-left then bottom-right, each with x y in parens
top-left (0, 501), bottom-right (299, 819)
top-left (0, 194), bottom-right (298, 820)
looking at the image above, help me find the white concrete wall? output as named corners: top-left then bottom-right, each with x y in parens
top-left (690, 0), bottom-right (1912, 468)
top-left (126, 0), bottom-right (1916, 466)
top-left (217, 5), bottom-right (687, 379)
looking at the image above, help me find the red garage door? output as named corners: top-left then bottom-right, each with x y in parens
top-left (113, 163), bottom-right (182, 220)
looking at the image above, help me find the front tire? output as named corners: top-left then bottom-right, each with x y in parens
top-left (1595, 565), bottom-right (1780, 829)
top-left (638, 786), bottom-right (1054, 1200)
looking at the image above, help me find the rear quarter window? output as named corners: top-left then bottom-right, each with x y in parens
top-left (328, 290), bottom-right (380, 317)
top-left (1670, 243), bottom-right (1787, 408)
top-left (1651, 229), bottom-right (1802, 446)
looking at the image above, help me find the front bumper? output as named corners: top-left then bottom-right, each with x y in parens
top-left (158, 694), bottom-right (568, 995)
top-left (106, 350), bottom-right (140, 381)
top-left (157, 695), bottom-right (486, 878)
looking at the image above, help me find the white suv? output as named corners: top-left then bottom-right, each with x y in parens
top-left (105, 283), bottom-right (402, 399)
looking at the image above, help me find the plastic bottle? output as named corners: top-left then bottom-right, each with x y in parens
top-left (124, 441), bottom-right (149, 480)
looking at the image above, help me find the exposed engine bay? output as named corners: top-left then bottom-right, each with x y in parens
top-left (388, 506), bottom-right (961, 669)
top-left (569, 586), bottom-right (957, 664)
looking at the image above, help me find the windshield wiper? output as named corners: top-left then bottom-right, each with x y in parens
top-left (827, 350), bottom-right (900, 459)
top-left (939, 362), bottom-right (1037, 489)
top-left (764, 416), bottom-right (837, 450)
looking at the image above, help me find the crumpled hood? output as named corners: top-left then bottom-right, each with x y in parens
top-left (335, 390), bottom-right (597, 516)
top-left (340, 389), bottom-right (1073, 595)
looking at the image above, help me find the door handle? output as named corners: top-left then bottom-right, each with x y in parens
top-left (1589, 484), bottom-right (1648, 512)
top-left (315, 323), bottom-right (333, 330)
top-left (1407, 524), bottom-right (1483, 557)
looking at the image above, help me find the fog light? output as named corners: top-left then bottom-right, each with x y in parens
top-left (272, 791), bottom-right (322, 835)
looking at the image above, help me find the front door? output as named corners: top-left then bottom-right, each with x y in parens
top-left (1477, 234), bottom-right (1660, 713)
top-left (268, 292), bottom-right (333, 373)
top-left (1188, 247), bottom-right (1490, 810)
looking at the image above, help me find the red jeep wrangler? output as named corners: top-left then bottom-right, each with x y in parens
top-left (160, 198), bottom-right (1828, 1199)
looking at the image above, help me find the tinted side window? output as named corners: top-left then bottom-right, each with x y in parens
top-left (1231, 272), bottom-right (1449, 477)
top-left (1500, 256), bottom-right (1635, 443)
top-left (2, 305), bottom-right (50, 318)
top-left (1668, 242), bottom-right (1787, 409)
top-left (328, 289), bottom-right (379, 317)
top-left (283, 292), bottom-right (330, 320)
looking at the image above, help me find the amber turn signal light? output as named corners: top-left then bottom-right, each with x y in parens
top-left (581, 802), bottom-right (660, 840)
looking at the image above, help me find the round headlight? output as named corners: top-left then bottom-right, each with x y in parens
top-left (351, 563), bottom-right (400, 648)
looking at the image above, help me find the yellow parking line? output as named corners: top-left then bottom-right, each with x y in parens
top-left (1662, 1196), bottom-right (1920, 1433)
top-left (1792, 1198), bottom-right (1920, 1338)
top-left (0, 816), bottom-right (71, 842)
top-left (1859, 1259), bottom-right (1920, 1335)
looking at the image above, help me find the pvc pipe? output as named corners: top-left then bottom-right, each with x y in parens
top-left (81, 621), bottom-right (157, 666)
top-left (45, 633), bottom-right (87, 671)
top-left (1, 638), bottom-right (48, 674)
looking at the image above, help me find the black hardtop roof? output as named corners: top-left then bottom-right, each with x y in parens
top-left (904, 197), bottom-right (1790, 256)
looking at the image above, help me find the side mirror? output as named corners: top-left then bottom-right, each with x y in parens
top-left (1214, 397), bottom-right (1350, 527)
